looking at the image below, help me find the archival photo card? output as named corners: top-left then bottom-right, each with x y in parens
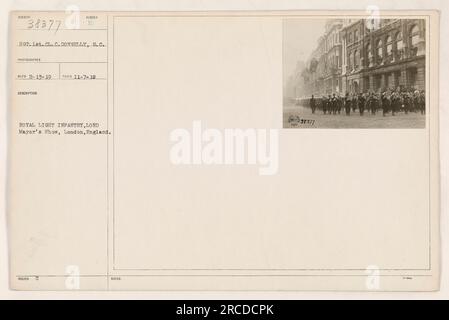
top-left (7, 11), bottom-right (439, 291)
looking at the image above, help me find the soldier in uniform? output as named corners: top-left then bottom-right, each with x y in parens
top-left (310, 95), bottom-right (316, 114)
top-left (371, 93), bottom-right (379, 115)
top-left (337, 94), bottom-right (342, 114)
top-left (413, 90), bottom-right (420, 114)
top-left (391, 92), bottom-right (399, 116)
top-left (381, 92), bottom-right (390, 116)
top-left (419, 91), bottom-right (425, 114)
top-left (327, 95), bottom-right (332, 115)
top-left (322, 95), bottom-right (328, 114)
top-left (344, 92), bottom-right (351, 115)
top-left (366, 92), bottom-right (372, 115)
top-left (403, 91), bottom-right (410, 114)
top-left (366, 93), bottom-right (373, 115)
top-left (365, 93), bottom-right (371, 115)
top-left (351, 93), bottom-right (357, 113)
top-left (358, 93), bottom-right (365, 116)
top-left (331, 93), bottom-right (337, 114)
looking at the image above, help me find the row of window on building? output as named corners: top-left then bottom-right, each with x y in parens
top-left (346, 25), bottom-right (422, 72)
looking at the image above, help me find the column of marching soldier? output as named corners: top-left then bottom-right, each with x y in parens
top-left (307, 89), bottom-right (426, 116)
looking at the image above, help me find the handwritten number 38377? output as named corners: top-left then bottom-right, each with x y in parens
top-left (27, 19), bottom-right (61, 34)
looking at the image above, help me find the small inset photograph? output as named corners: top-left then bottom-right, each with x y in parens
top-left (283, 18), bottom-right (426, 128)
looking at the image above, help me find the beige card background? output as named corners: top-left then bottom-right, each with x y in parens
top-left (1, 1), bottom-right (446, 297)
top-left (114, 16), bottom-right (430, 272)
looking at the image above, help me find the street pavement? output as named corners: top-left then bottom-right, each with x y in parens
top-left (283, 105), bottom-right (426, 128)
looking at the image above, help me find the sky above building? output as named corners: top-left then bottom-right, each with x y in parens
top-left (283, 19), bottom-right (327, 81)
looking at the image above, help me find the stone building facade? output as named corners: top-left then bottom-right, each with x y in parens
top-left (301, 18), bottom-right (426, 97)
top-left (302, 19), bottom-right (344, 96)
